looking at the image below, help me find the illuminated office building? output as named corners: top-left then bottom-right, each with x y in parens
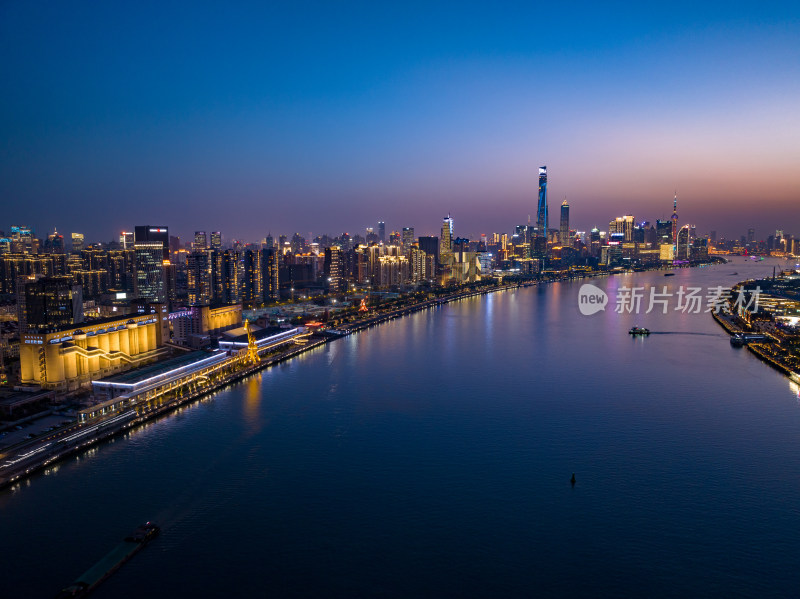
top-left (134, 225), bottom-right (169, 260)
top-left (71, 233), bottom-right (85, 254)
top-left (671, 194), bottom-right (679, 246)
top-left (210, 231), bottom-right (222, 249)
top-left (10, 226), bottom-right (35, 254)
top-left (134, 242), bottom-right (166, 303)
top-left (120, 231), bottom-right (134, 249)
top-left (378, 221), bottom-right (386, 244)
top-left (677, 225), bottom-right (696, 260)
top-left (194, 231), bottom-right (208, 250)
top-left (440, 215), bottom-right (453, 255)
top-left (536, 167), bottom-right (548, 237)
top-left (559, 199), bottom-right (570, 245)
top-left (402, 227), bottom-right (415, 248)
top-left (609, 215), bottom-right (636, 242)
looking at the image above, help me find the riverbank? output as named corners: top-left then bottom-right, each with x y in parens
top-left (0, 264), bottom-right (727, 492)
top-left (711, 309), bottom-right (800, 383)
top-left (0, 281), bottom-right (530, 491)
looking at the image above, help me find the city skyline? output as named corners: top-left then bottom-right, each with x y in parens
top-left (1, 3), bottom-right (798, 241)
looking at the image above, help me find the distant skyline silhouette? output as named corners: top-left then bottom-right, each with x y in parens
top-left (2, 2), bottom-right (798, 242)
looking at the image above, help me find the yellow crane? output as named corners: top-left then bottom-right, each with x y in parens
top-left (244, 319), bottom-right (260, 365)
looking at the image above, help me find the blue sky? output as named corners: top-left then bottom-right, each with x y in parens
top-left (1, 1), bottom-right (798, 242)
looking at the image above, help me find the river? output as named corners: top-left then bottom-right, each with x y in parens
top-left (2, 258), bottom-right (799, 598)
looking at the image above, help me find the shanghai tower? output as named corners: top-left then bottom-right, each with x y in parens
top-left (536, 166), bottom-right (548, 237)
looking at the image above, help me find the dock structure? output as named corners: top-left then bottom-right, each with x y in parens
top-left (57, 523), bottom-right (158, 598)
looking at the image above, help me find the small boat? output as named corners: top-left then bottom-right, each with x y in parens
top-left (664, 272), bottom-right (675, 277)
top-left (629, 327), bottom-right (650, 336)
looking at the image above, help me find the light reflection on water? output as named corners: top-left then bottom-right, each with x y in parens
top-left (1, 258), bottom-right (799, 598)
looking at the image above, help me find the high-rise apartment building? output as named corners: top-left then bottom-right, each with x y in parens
top-left (187, 250), bottom-right (213, 305)
top-left (260, 248), bottom-right (279, 302)
top-left (242, 249), bottom-right (261, 305)
top-left (324, 246), bottom-right (343, 292)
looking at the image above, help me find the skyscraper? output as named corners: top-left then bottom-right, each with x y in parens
top-left (242, 249), bottom-right (261, 305)
top-left (378, 221), bottom-right (386, 244)
top-left (71, 233), bottom-right (84, 254)
top-left (134, 225), bottom-right (169, 260)
top-left (194, 231), bottom-right (207, 250)
top-left (324, 246), bottom-right (343, 292)
top-left (210, 231), bottom-right (222, 249)
top-left (559, 199), bottom-right (569, 245)
top-left (536, 166), bottom-right (548, 237)
top-left (120, 231), bottom-right (134, 249)
top-left (440, 214), bottom-right (453, 254)
top-left (671, 193), bottom-right (679, 246)
top-left (402, 227), bottom-right (415, 248)
top-left (260, 248), bottom-right (279, 302)
top-left (187, 250), bottom-right (213, 305)
top-left (134, 241), bottom-right (166, 303)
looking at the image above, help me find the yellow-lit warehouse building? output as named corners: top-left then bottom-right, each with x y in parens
top-left (20, 306), bottom-right (169, 390)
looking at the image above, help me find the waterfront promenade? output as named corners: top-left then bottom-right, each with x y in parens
top-left (0, 281), bottom-right (528, 490)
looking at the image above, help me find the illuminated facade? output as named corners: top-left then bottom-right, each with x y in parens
top-left (536, 166), bottom-right (548, 237)
top-left (71, 233), bottom-right (85, 254)
top-left (559, 199), bottom-right (570, 245)
top-left (676, 224), bottom-right (695, 260)
top-left (170, 303), bottom-right (242, 345)
top-left (260, 247), bottom-right (279, 302)
top-left (440, 215), bottom-right (453, 255)
top-left (242, 249), bottom-right (261, 304)
top-left (671, 193), bottom-right (679, 246)
top-left (402, 227), bottom-right (415, 248)
top-left (20, 307), bottom-right (168, 390)
top-left (134, 242), bottom-right (166, 303)
top-left (609, 215), bottom-right (636, 242)
top-left (134, 225), bottom-right (169, 260)
top-left (187, 250), bottom-right (213, 305)
top-left (324, 246), bottom-right (343, 291)
top-left (120, 231), bottom-right (134, 249)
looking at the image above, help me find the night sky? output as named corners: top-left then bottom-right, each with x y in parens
top-left (1, 2), bottom-right (798, 243)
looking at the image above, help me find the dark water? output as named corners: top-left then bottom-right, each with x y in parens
top-left (3, 259), bottom-right (800, 598)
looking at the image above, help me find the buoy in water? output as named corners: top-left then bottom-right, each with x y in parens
top-left (570, 473), bottom-right (576, 486)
